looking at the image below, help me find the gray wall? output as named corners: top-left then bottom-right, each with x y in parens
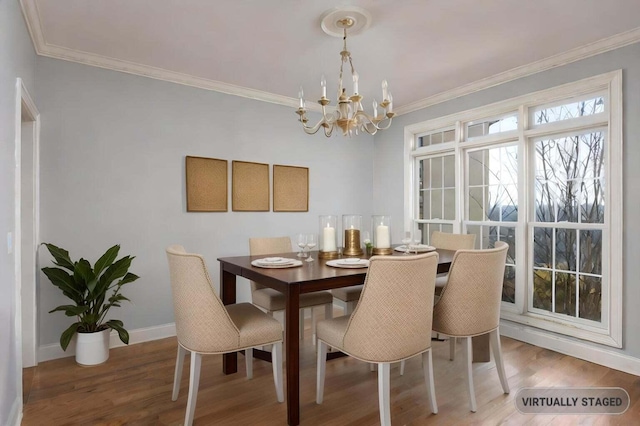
top-left (0, 0), bottom-right (37, 423)
top-left (35, 57), bottom-right (374, 346)
top-left (373, 42), bottom-right (640, 358)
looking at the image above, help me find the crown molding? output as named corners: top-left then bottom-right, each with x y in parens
top-left (19, 0), bottom-right (323, 111)
top-left (20, 0), bottom-right (640, 116)
top-left (395, 27), bottom-right (640, 116)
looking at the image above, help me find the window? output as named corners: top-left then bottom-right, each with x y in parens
top-left (404, 71), bottom-right (622, 347)
top-left (465, 144), bottom-right (519, 303)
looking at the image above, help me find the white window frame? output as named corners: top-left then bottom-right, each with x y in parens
top-left (404, 70), bottom-right (623, 347)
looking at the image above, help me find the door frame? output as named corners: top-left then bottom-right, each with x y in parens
top-left (14, 77), bottom-right (40, 378)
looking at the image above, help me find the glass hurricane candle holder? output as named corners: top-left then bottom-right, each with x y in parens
top-left (319, 215), bottom-right (338, 259)
top-left (372, 215), bottom-right (393, 255)
top-left (342, 214), bottom-right (364, 257)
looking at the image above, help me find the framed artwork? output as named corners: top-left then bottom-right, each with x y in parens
top-left (185, 156), bottom-right (228, 212)
top-left (232, 160), bottom-right (270, 211)
top-left (273, 165), bottom-right (309, 212)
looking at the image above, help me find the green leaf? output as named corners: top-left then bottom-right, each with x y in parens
top-left (95, 256), bottom-right (133, 296)
top-left (41, 243), bottom-right (75, 271)
top-left (108, 294), bottom-right (130, 304)
top-left (74, 258), bottom-right (95, 292)
top-left (60, 322), bottom-right (81, 351)
top-left (106, 320), bottom-right (129, 345)
top-left (42, 267), bottom-right (83, 302)
top-left (117, 272), bottom-right (139, 287)
top-left (48, 305), bottom-right (89, 317)
top-left (93, 245), bottom-right (120, 278)
top-left (107, 319), bottom-right (123, 327)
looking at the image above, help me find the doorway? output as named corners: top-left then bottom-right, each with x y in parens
top-left (15, 78), bottom-right (40, 370)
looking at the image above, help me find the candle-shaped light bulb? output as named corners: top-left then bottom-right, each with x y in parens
top-left (352, 71), bottom-right (359, 94)
top-left (338, 77), bottom-right (343, 98)
top-left (298, 86), bottom-right (304, 109)
top-left (373, 99), bottom-right (378, 117)
top-left (382, 79), bottom-right (388, 101)
top-left (388, 93), bottom-right (393, 113)
top-left (321, 75), bottom-right (327, 98)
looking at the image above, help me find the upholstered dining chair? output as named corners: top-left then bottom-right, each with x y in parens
top-left (432, 241), bottom-right (510, 412)
top-left (430, 231), bottom-right (476, 292)
top-left (316, 253), bottom-right (440, 426)
top-left (249, 237), bottom-right (333, 342)
top-left (398, 230), bottom-right (477, 376)
top-left (166, 245), bottom-right (284, 426)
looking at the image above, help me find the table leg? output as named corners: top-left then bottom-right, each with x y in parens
top-left (472, 334), bottom-right (490, 362)
top-left (220, 268), bottom-right (237, 374)
top-left (286, 284), bottom-right (301, 426)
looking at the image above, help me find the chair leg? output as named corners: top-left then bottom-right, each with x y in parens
top-left (400, 360), bottom-right (406, 376)
top-left (490, 329), bottom-right (510, 394)
top-left (345, 301), bottom-right (356, 315)
top-left (171, 344), bottom-right (187, 401)
top-left (185, 351), bottom-right (202, 426)
top-left (311, 308), bottom-right (317, 345)
top-left (272, 342), bottom-right (284, 402)
top-left (422, 349), bottom-right (438, 414)
top-left (172, 345), bottom-right (187, 401)
top-left (463, 337), bottom-right (477, 412)
top-left (449, 337), bottom-right (456, 361)
top-left (316, 340), bottom-right (328, 404)
top-left (245, 348), bottom-right (253, 379)
top-left (378, 363), bottom-right (391, 426)
top-left (324, 303), bottom-right (333, 320)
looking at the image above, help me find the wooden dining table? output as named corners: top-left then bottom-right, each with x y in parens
top-left (217, 248), bottom-right (485, 425)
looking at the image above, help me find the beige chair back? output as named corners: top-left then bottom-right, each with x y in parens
top-left (432, 242), bottom-right (508, 337)
top-left (431, 231), bottom-right (476, 250)
top-left (343, 252), bottom-right (439, 363)
top-left (249, 237), bottom-right (292, 291)
top-left (166, 245), bottom-right (240, 353)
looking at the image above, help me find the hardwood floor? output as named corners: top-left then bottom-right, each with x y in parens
top-left (22, 323), bottom-right (640, 425)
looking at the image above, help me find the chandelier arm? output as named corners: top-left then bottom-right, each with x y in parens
top-left (361, 123), bottom-right (378, 135)
top-left (375, 117), bottom-right (393, 131)
top-left (301, 117), bottom-right (329, 135)
top-left (352, 110), bottom-right (393, 133)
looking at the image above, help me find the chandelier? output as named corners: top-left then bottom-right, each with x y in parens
top-left (296, 9), bottom-right (394, 137)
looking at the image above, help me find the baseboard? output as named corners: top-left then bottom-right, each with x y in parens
top-left (7, 396), bottom-right (21, 426)
top-left (500, 320), bottom-right (640, 376)
top-left (38, 323), bottom-right (177, 362)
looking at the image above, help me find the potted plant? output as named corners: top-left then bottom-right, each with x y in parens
top-left (41, 243), bottom-right (139, 365)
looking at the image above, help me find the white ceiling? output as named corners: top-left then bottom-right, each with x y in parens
top-left (21, 0), bottom-right (640, 114)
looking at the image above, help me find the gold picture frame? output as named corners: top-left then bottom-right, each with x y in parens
top-left (185, 156), bottom-right (228, 212)
top-left (273, 165), bottom-right (309, 212)
top-left (232, 161), bottom-right (270, 211)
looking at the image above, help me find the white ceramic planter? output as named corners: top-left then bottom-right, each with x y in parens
top-left (76, 329), bottom-right (110, 366)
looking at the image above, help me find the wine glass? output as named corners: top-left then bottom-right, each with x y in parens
top-left (412, 233), bottom-right (422, 254)
top-left (305, 233), bottom-right (317, 262)
top-left (401, 231), bottom-right (412, 255)
top-left (296, 233), bottom-right (307, 258)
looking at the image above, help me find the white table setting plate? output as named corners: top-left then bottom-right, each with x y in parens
top-left (326, 258), bottom-right (370, 269)
top-left (393, 244), bottom-right (437, 253)
top-left (251, 257), bottom-right (303, 268)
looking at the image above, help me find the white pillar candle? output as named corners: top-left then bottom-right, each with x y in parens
top-left (322, 226), bottom-right (337, 252)
top-left (375, 225), bottom-right (391, 248)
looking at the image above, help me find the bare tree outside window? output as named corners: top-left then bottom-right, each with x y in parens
top-left (532, 97), bottom-right (604, 322)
